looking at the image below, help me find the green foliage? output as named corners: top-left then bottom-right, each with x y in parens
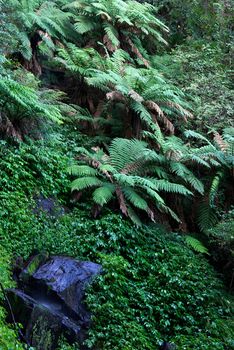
top-left (206, 211), bottom-right (234, 289)
top-left (0, 206), bottom-right (233, 349)
top-left (185, 236), bottom-right (209, 254)
top-left (0, 247), bottom-right (25, 350)
top-left (0, 62), bottom-right (70, 140)
top-left (150, 0), bottom-right (234, 45)
top-left (0, 133), bottom-right (233, 349)
top-left (0, 246), bottom-right (15, 293)
top-left (58, 337), bottom-right (79, 350)
top-left (171, 333), bottom-right (234, 350)
top-left (83, 219), bottom-right (233, 350)
top-left (0, 1), bottom-right (233, 349)
top-left (0, 137), bottom-right (71, 197)
top-left (0, 308), bottom-right (25, 350)
top-left (56, 44), bottom-right (106, 76)
top-left (68, 137), bottom-right (201, 224)
top-left (0, 0), bottom-right (74, 60)
top-left (65, 0), bottom-right (168, 59)
top-left (152, 42), bottom-right (233, 132)
top-left (85, 60), bottom-right (192, 135)
top-left (56, 46), bottom-right (192, 138)
top-left (185, 127), bottom-right (234, 231)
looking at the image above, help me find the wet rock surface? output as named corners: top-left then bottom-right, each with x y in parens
top-left (33, 195), bottom-right (68, 217)
top-left (6, 255), bottom-right (102, 350)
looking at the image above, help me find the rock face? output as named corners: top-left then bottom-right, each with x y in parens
top-left (33, 195), bottom-right (67, 217)
top-left (6, 255), bottom-right (102, 350)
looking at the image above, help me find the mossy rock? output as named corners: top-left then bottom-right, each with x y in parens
top-left (19, 253), bottom-right (48, 283)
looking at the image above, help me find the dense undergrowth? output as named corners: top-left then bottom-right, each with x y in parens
top-left (0, 0), bottom-right (233, 349)
top-left (0, 135), bottom-right (233, 350)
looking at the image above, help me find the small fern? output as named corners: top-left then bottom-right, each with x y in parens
top-left (185, 236), bottom-right (209, 255)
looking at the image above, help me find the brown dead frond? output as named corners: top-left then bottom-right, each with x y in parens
top-left (125, 37), bottom-right (150, 68)
top-left (128, 90), bottom-right (144, 103)
top-left (214, 132), bottom-right (228, 152)
top-left (165, 101), bottom-right (193, 122)
top-left (94, 100), bottom-right (105, 117)
top-left (106, 91), bottom-right (126, 102)
top-left (103, 34), bottom-right (118, 52)
top-left (116, 186), bottom-right (128, 216)
top-left (145, 100), bottom-right (174, 134)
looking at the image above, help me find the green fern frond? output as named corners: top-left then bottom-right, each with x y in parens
top-left (197, 202), bottom-right (219, 232)
top-left (103, 23), bottom-right (119, 48)
top-left (92, 184), bottom-right (115, 205)
top-left (151, 179), bottom-right (193, 196)
top-left (74, 18), bottom-right (96, 34)
top-left (184, 130), bottom-right (212, 145)
top-left (127, 205), bottom-right (142, 226)
top-left (0, 76), bottom-right (65, 138)
top-left (109, 138), bottom-right (148, 171)
top-left (186, 174), bottom-right (204, 194)
top-left (71, 176), bottom-right (103, 191)
top-left (209, 170), bottom-right (224, 206)
top-left (67, 165), bottom-right (97, 177)
top-left (185, 236), bottom-right (209, 255)
top-left (123, 187), bottom-right (148, 211)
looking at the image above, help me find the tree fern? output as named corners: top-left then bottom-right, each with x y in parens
top-left (84, 60), bottom-right (192, 136)
top-left (1, 0), bottom-right (74, 73)
top-left (0, 66), bottom-right (69, 139)
top-left (68, 138), bottom-right (196, 224)
top-left (67, 0), bottom-right (168, 61)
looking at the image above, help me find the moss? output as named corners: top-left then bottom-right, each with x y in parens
top-left (31, 314), bottom-right (55, 350)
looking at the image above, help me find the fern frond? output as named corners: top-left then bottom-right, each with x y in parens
top-left (123, 187), bottom-right (148, 211)
top-left (185, 236), bottom-right (209, 255)
top-left (184, 130), bottom-right (212, 145)
top-left (71, 176), bottom-right (103, 191)
top-left (127, 205), bottom-right (142, 226)
top-left (93, 184), bottom-right (115, 205)
top-left (103, 23), bottom-right (119, 48)
top-left (169, 162), bottom-right (204, 194)
top-left (151, 179), bottom-right (193, 196)
top-left (67, 165), bottom-right (97, 177)
top-left (74, 18), bottom-right (96, 34)
top-left (209, 170), bottom-right (224, 206)
top-left (197, 201), bottom-right (219, 232)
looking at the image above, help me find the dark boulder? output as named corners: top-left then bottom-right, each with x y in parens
top-left (6, 255), bottom-right (102, 350)
top-left (33, 195), bottom-right (68, 217)
top-left (32, 256), bottom-right (102, 322)
top-left (159, 341), bottom-right (176, 349)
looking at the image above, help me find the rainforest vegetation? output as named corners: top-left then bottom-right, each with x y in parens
top-left (0, 0), bottom-right (233, 349)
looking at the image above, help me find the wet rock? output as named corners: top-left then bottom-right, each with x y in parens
top-left (32, 257), bottom-right (102, 321)
top-left (159, 342), bottom-right (176, 350)
top-left (33, 195), bottom-right (67, 217)
top-left (6, 255), bottom-right (102, 350)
